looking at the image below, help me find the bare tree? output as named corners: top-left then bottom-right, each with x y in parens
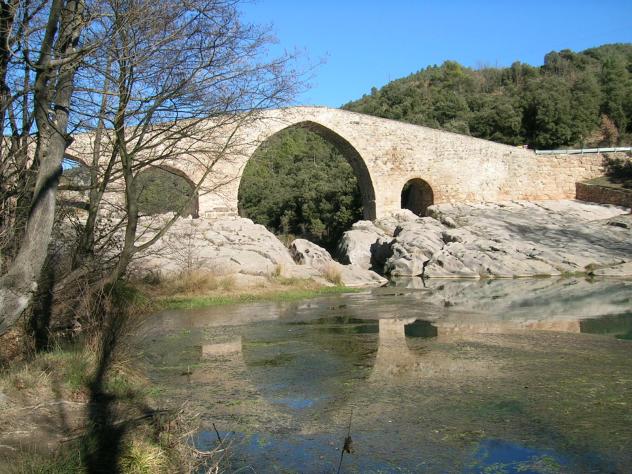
top-left (0, 0), bottom-right (299, 334)
top-left (70, 0), bottom-right (298, 284)
top-left (0, 0), bottom-right (96, 334)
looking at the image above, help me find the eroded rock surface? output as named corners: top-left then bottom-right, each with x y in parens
top-left (131, 217), bottom-right (387, 288)
top-left (289, 239), bottom-right (333, 270)
top-left (335, 220), bottom-right (391, 269)
top-left (290, 238), bottom-right (388, 288)
top-left (133, 216), bottom-right (295, 276)
top-left (341, 200), bottom-right (632, 279)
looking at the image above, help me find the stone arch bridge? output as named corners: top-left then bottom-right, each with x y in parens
top-left (68, 106), bottom-right (604, 220)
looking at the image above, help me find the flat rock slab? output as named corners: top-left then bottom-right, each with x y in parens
top-left (592, 261), bottom-right (632, 278)
top-left (371, 200), bottom-right (632, 278)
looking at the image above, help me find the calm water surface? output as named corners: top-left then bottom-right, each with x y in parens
top-left (138, 278), bottom-right (632, 473)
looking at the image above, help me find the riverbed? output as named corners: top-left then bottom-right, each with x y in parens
top-left (138, 277), bottom-right (632, 473)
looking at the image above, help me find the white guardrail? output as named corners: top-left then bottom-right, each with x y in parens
top-left (535, 147), bottom-right (632, 155)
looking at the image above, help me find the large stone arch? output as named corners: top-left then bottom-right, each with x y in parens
top-left (237, 120), bottom-right (377, 220)
top-left (136, 164), bottom-right (200, 218)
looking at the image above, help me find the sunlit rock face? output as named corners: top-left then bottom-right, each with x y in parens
top-left (341, 200), bottom-right (632, 278)
top-left (129, 216), bottom-right (387, 288)
top-left (289, 238), bottom-right (388, 288)
top-left (130, 215), bottom-right (307, 278)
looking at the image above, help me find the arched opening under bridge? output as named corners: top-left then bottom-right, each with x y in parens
top-left (237, 121), bottom-right (376, 251)
top-left (136, 165), bottom-right (199, 218)
top-left (401, 178), bottom-right (434, 216)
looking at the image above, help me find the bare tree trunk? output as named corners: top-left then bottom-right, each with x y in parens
top-left (0, 0), bottom-right (85, 335)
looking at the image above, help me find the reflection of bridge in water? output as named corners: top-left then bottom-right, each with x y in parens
top-left (143, 277), bottom-right (632, 429)
top-left (181, 303), bottom-right (632, 447)
top-left (368, 317), bottom-right (586, 381)
top-left (143, 280), bottom-right (632, 470)
top-left (199, 315), bottom-right (595, 391)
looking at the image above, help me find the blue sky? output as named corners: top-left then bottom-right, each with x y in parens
top-left (240, 0), bottom-right (632, 107)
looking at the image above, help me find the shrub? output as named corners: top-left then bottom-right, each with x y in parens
top-left (603, 155), bottom-right (632, 188)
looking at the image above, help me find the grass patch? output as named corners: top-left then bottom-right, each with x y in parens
top-left (322, 263), bottom-right (343, 285)
top-left (2, 443), bottom-right (84, 474)
top-left (1, 345), bottom-right (91, 399)
top-left (119, 438), bottom-right (168, 474)
top-left (0, 342), bottom-right (148, 404)
top-left (161, 285), bottom-right (361, 310)
top-left (134, 269), bottom-right (363, 311)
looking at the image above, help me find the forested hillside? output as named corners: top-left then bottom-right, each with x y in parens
top-left (343, 44), bottom-right (632, 149)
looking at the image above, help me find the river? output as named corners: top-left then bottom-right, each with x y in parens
top-left (138, 277), bottom-right (632, 473)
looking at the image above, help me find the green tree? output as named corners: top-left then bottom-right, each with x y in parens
top-left (238, 127), bottom-right (363, 251)
top-left (523, 76), bottom-right (574, 149)
top-left (468, 95), bottom-right (522, 145)
top-left (601, 56), bottom-right (630, 137)
top-left (343, 44), bottom-right (632, 149)
top-left (571, 73), bottom-right (601, 146)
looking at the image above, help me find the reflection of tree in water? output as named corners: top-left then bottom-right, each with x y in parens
top-left (240, 316), bottom-right (379, 413)
top-left (580, 313), bottom-right (632, 340)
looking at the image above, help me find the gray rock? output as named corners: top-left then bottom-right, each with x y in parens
top-left (338, 264), bottom-right (388, 288)
top-left (370, 200), bottom-right (632, 279)
top-left (129, 216), bottom-right (387, 288)
top-left (289, 239), bottom-right (334, 271)
top-left (336, 220), bottom-right (390, 269)
top-left (133, 217), bottom-right (299, 279)
top-left (373, 209), bottom-right (419, 235)
top-left (591, 261), bottom-right (632, 278)
top-left (290, 238), bottom-right (387, 287)
top-left (383, 217), bottom-right (445, 276)
top-left (384, 242), bottom-right (426, 276)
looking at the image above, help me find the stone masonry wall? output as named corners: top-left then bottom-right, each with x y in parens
top-left (66, 106), bottom-right (615, 220)
top-left (576, 182), bottom-right (632, 209)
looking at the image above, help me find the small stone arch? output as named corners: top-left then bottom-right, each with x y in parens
top-left (401, 178), bottom-right (434, 216)
top-left (136, 165), bottom-right (199, 218)
top-left (60, 153), bottom-right (92, 210)
top-left (239, 121), bottom-right (377, 220)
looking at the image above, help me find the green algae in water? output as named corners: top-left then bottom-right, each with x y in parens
top-left (139, 278), bottom-right (632, 472)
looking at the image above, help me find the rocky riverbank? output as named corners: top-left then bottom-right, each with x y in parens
top-left (132, 200), bottom-right (631, 287)
top-left (337, 200), bottom-right (632, 279)
top-left (132, 216), bottom-right (386, 288)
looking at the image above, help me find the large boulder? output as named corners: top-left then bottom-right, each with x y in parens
top-left (382, 218), bottom-right (445, 276)
top-left (133, 216), bottom-right (296, 279)
top-left (289, 239), bottom-right (333, 271)
top-left (336, 220), bottom-right (391, 270)
top-left (290, 238), bottom-right (387, 288)
top-left (373, 209), bottom-right (419, 235)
